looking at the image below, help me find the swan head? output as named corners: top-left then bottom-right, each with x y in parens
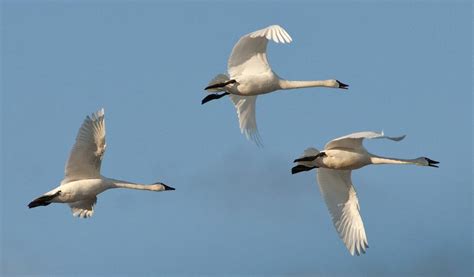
top-left (417, 157), bottom-right (439, 168)
top-left (152, 182), bottom-right (176, 191)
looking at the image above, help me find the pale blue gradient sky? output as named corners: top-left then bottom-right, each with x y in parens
top-left (1, 1), bottom-right (472, 276)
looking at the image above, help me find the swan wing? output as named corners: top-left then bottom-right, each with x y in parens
top-left (62, 109), bottom-right (106, 184)
top-left (227, 25), bottom-right (292, 78)
top-left (317, 168), bottom-right (368, 256)
top-left (325, 131), bottom-right (406, 150)
top-left (69, 197), bottom-right (97, 218)
top-left (229, 95), bottom-right (262, 146)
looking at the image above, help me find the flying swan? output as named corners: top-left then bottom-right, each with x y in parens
top-left (202, 25), bottom-right (348, 145)
top-left (291, 131), bottom-right (439, 255)
top-left (28, 109), bottom-right (175, 218)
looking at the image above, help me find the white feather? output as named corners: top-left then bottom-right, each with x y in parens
top-left (205, 25), bottom-right (346, 145)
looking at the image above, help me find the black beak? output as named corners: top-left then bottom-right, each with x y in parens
top-left (162, 184), bottom-right (175, 191)
top-left (336, 80), bottom-right (349, 89)
top-left (426, 158), bottom-right (439, 168)
top-left (201, 92), bottom-right (230, 105)
top-left (155, 182), bottom-right (175, 191)
top-left (291, 165), bottom-right (317, 174)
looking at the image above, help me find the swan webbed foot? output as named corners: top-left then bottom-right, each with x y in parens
top-left (28, 190), bottom-right (61, 208)
top-left (336, 80), bottom-right (349, 89)
top-left (201, 92), bottom-right (230, 105)
top-left (291, 165), bottom-right (318, 174)
top-left (293, 152), bottom-right (326, 163)
top-left (425, 158), bottom-right (439, 168)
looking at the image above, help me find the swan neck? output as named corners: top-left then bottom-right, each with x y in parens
top-left (106, 178), bottom-right (151, 190)
top-left (278, 79), bottom-right (333, 90)
top-left (369, 154), bottom-right (416, 165)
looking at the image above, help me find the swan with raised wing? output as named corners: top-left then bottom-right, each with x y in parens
top-left (202, 25), bottom-right (348, 145)
top-left (292, 131), bottom-right (439, 255)
top-left (28, 109), bottom-right (175, 218)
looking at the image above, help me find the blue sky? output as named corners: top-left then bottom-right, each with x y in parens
top-left (1, 1), bottom-right (472, 276)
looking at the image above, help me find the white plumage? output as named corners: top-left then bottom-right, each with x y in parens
top-left (228, 25), bottom-right (292, 78)
top-left (28, 109), bottom-right (175, 218)
top-left (204, 25), bottom-right (348, 145)
top-left (292, 131), bottom-right (438, 255)
top-left (62, 109), bottom-right (106, 184)
top-left (317, 168), bottom-right (368, 256)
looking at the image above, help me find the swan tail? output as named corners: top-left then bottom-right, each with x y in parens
top-left (28, 191), bottom-right (61, 208)
top-left (300, 147), bottom-right (321, 159)
top-left (205, 74), bottom-right (232, 92)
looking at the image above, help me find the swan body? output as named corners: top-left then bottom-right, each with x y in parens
top-left (318, 149), bottom-right (372, 170)
top-left (28, 109), bottom-right (174, 218)
top-left (203, 25), bottom-right (348, 145)
top-left (226, 72), bottom-right (280, 96)
top-left (292, 131), bottom-right (439, 255)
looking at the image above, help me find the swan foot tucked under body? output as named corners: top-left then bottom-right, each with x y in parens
top-left (294, 152), bottom-right (327, 162)
top-left (204, 79), bottom-right (237, 91)
top-left (202, 79), bottom-right (238, 104)
top-left (291, 164), bottom-right (318, 174)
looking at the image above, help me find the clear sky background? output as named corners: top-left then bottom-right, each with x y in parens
top-left (1, 1), bottom-right (472, 276)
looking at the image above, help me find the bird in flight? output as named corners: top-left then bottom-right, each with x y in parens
top-left (292, 131), bottom-right (439, 255)
top-left (203, 25), bottom-right (348, 145)
top-left (28, 109), bottom-right (175, 218)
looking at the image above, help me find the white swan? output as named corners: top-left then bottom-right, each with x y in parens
top-left (291, 131), bottom-right (439, 255)
top-left (28, 109), bottom-right (174, 218)
top-left (202, 25), bottom-right (348, 145)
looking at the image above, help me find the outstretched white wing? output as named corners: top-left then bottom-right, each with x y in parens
top-left (69, 197), bottom-right (97, 218)
top-left (229, 95), bottom-right (262, 146)
top-left (317, 168), bottom-right (368, 256)
top-left (325, 131), bottom-right (405, 150)
top-left (227, 25), bottom-right (292, 78)
top-left (62, 109), bottom-right (106, 184)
